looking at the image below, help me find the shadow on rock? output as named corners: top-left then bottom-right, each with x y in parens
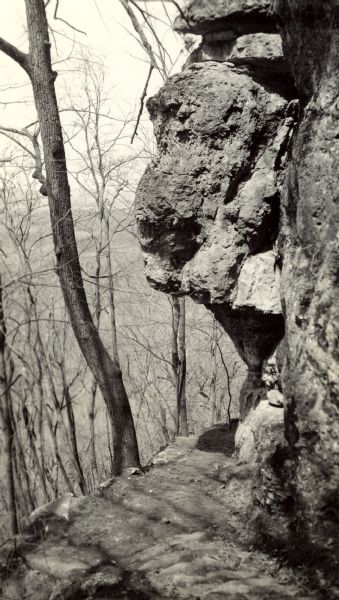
top-left (196, 421), bottom-right (238, 455)
top-left (61, 568), bottom-right (164, 600)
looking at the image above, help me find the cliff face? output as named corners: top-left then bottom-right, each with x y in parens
top-left (273, 0), bottom-right (339, 564)
top-left (136, 0), bottom-right (339, 573)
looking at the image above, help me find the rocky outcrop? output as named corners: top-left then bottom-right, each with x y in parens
top-left (136, 3), bottom-right (293, 417)
top-left (189, 32), bottom-right (294, 97)
top-left (136, 0), bottom-right (339, 583)
top-left (273, 0), bottom-right (339, 572)
top-left (174, 0), bottom-right (276, 36)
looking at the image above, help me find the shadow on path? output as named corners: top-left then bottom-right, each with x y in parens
top-left (196, 421), bottom-right (238, 455)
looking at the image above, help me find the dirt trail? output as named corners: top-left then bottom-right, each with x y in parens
top-left (2, 425), bottom-right (314, 599)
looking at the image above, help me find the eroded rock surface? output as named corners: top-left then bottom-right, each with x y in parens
top-left (272, 0), bottom-right (339, 571)
top-left (136, 0), bottom-right (339, 586)
top-left (174, 0), bottom-right (275, 36)
top-left (187, 33), bottom-right (294, 96)
top-left (137, 63), bottom-right (289, 300)
top-left (136, 17), bottom-right (293, 415)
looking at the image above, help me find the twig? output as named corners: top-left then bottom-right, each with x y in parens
top-left (131, 63), bottom-right (153, 144)
top-left (53, 0), bottom-right (87, 35)
top-left (118, 0), bottom-right (158, 69)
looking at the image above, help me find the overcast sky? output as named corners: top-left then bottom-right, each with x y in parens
top-left (0, 0), bottom-right (184, 130)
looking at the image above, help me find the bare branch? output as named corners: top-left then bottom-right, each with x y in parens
top-left (0, 130), bottom-right (35, 159)
top-left (53, 0), bottom-right (87, 35)
top-left (0, 37), bottom-right (29, 70)
top-left (132, 0), bottom-right (189, 24)
top-left (0, 124), bottom-right (47, 195)
top-left (118, 0), bottom-right (159, 70)
top-left (131, 63), bottom-right (153, 144)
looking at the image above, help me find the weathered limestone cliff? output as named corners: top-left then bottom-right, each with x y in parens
top-left (137, 40), bottom-right (291, 417)
top-left (273, 0), bottom-right (339, 569)
top-left (136, 1), bottom-right (296, 416)
top-left (136, 0), bottom-right (339, 579)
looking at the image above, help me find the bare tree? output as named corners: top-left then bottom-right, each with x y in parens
top-left (0, 0), bottom-right (140, 474)
top-left (0, 170), bottom-right (84, 499)
top-left (49, 315), bottom-right (88, 495)
top-left (67, 58), bottom-right (137, 366)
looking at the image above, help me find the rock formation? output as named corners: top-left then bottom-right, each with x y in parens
top-left (136, 3), bottom-right (294, 416)
top-left (273, 0), bottom-right (339, 570)
top-left (136, 0), bottom-right (339, 579)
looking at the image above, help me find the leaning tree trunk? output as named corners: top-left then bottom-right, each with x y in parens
top-left (0, 0), bottom-right (140, 474)
top-left (0, 276), bottom-right (18, 536)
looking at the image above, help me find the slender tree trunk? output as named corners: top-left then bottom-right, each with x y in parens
top-left (13, 431), bottom-right (36, 513)
top-left (12, 447), bottom-right (25, 525)
top-left (22, 402), bottom-right (50, 503)
top-left (0, 276), bottom-right (18, 536)
top-left (35, 362), bottom-right (76, 496)
top-left (176, 297), bottom-right (188, 436)
top-left (45, 407), bottom-right (77, 497)
top-left (6, 0), bottom-right (140, 474)
top-left (63, 380), bottom-right (88, 495)
top-left (27, 287), bottom-right (84, 491)
top-left (210, 321), bottom-right (218, 424)
top-left (103, 217), bottom-right (120, 365)
top-left (89, 253), bottom-right (101, 483)
top-left (159, 405), bottom-right (171, 445)
top-left (171, 297), bottom-right (188, 436)
top-left (24, 287), bottom-right (48, 485)
top-left (106, 410), bottom-right (114, 475)
top-left (216, 339), bottom-right (234, 426)
top-left (89, 378), bottom-right (99, 483)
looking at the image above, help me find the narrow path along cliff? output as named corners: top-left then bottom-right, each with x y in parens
top-left (2, 425), bottom-right (316, 600)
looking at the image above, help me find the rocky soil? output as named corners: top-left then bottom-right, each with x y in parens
top-left (1, 423), bottom-right (320, 600)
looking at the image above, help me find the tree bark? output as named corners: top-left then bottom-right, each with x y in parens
top-left (0, 0), bottom-right (140, 474)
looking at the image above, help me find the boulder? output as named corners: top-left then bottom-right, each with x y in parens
top-left (136, 60), bottom-right (292, 415)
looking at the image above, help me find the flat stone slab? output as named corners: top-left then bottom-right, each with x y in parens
top-left (174, 0), bottom-right (276, 36)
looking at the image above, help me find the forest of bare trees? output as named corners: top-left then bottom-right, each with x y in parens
top-left (0, 0), bottom-right (244, 542)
